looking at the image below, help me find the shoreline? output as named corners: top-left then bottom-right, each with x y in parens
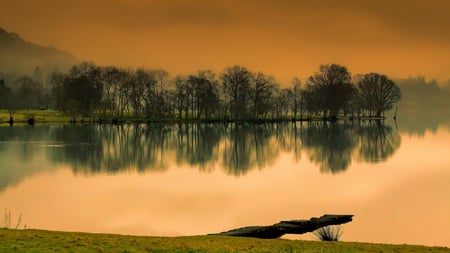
top-left (1, 109), bottom-right (388, 126)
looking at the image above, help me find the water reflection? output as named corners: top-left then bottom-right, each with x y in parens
top-left (301, 122), bottom-right (357, 174)
top-left (357, 121), bottom-right (401, 163)
top-left (0, 122), bottom-right (401, 180)
top-left (0, 126), bottom-right (58, 191)
top-left (385, 109), bottom-right (450, 137)
top-left (176, 123), bottom-right (220, 172)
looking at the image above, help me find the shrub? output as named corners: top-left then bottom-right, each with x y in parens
top-left (313, 225), bottom-right (343, 241)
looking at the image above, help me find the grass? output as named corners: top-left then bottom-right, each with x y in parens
top-left (2, 209), bottom-right (23, 230)
top-left (0, 109), bottom-right (383, 126)
top-left (313, 225), bottom-right (343, 242)
top-left (0, 109), bottom-right (72, 124)
top-left (0, 229), bottom-right (448, 253)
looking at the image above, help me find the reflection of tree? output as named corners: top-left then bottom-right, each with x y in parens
top-left (48, 124), bottom-right (176, 174)
top-left (48, 123), bottom-right (279, 176)
top-left (99, 124), bottom-right (170, 173)
top-left (0, 126), bottom-right (54, 163)
top-left (0, 126), bottom-right (56, 191)
top-left (221, 124), bottom-right (279, 176)
top-left (1, 120), bottom-right (404, 180)
top-left (137, 124), bottom-right (173, 171)
top-left (302, 122), bottom-right (357, 174)
top-left (275, 122), bottom-right (304, 162)
top-left (396, 110), bottom-right (442, 138)
top-left (291, 122), bottom-right (304, 162)
top-left (50, 125), bottom-right (104, 173)
top-left (175, 123), bottom-right (221, 172)
top-left (253, 124), bottom-right (279, 169)
top-left (222, 124), bottom-right (255, 176)
top-left (357, 121), bottom-right (401, 163)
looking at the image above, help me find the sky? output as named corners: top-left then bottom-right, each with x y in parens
top-left (1, 0), bottom-right (449, 84)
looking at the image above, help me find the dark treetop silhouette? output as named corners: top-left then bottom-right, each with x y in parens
top-left (1, 62), bottom-right (404, 123)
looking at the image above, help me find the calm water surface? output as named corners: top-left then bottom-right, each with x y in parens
top-left (0, 122), bottom-right (449, 247)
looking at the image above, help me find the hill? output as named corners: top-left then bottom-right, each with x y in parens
top-left (0, 27), bottom-right (77, 78)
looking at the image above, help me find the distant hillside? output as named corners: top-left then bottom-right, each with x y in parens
top-left (0, 27), bottom-right (78, 78)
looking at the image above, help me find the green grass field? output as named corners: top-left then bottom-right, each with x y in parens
top-left (0, 109), bottom-right (72, 124)
top-left (0, 229), bottom-right (448, 253)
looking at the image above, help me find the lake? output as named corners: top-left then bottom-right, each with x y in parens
top-left (0, 121), bottom-right (449, 247)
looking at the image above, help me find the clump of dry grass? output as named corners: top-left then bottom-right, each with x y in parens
top-left (2, 209), bottom-right (24, 229)
top-left (313, 225), bottom-right (343, 241)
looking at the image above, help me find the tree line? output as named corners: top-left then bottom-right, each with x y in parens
top-left (0, 62), bottom-right (401, 121)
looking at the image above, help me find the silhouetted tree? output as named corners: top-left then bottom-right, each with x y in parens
top-left (42, 62), bottom-right (406, 122)
top-left (187, 70), bottom-right (220, 119)
top-left (127, 68), bottom-right (148, 117)
top-left (301, 85), bottom-right (320, 118)
top-left (276, 88), bottom-right (294, 117)
top-left (291, 78), bottom-right (302, 119)
top-left (107, 68), bottom-right (132, 117)
top-left (15, 76), bottom-right (46, 109)
top-left (99, 66), bottom-right (119, 117)
top-left (51, 62), bottom-right (103, 118)
top-left (173, 75), bottom-right (189, 119)
top-left (137, 69), bottom-right (159, 118)
top-left (251, 72), bottom-right (277, 119)
top-left (0, 79), bottom-right (12, 108)
top-left (48, 70), bottom-right (66, 109)
top-left (306, 64), bottom-right (355, 118)
top-left (221, 65), bottom-right (252, 119)
top-left (0, 79), bottom-right (16, 122)
top-left (136, 69), bottom-right (170, 119)
top-left (154, 69), bottom-right (170, 118)
top-left (358, 73), bottom-right (401, 117)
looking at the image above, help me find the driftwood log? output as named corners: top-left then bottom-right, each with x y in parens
top-left (209, 214), bottom-right (353, 239)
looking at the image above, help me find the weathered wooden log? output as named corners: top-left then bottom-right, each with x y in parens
top-left (209, 214), bottom-right (353, 239)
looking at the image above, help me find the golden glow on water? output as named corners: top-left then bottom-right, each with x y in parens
top-left (0, 128), bottom-right (449, 247)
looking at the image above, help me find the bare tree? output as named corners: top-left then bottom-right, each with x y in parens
top-left (154, 69), bottom-right (170, 118)
top-left (221, 65), bottom-right (253, 119)
top-left (357, 73), bottom-right (401, 117)
top-left (251, 72), bottom-right (277, 119)
top-left (291, 77), bottom-right (302, 120)
top-left (135, 69), bottom-right (158, 118)
top-left (174, 75), bottom-right (188, 119)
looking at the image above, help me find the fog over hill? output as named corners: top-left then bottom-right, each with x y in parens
top-left (0, 27), bottom-right (78, 79)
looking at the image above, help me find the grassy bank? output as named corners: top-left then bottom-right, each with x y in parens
top-left (0, 229), bottom-right (448, 253)
top-left (0, 110), bottom-right (72, 124)
top-left (0, 109), bottom-right (311, 125)
top-left (0, 109), bottom-right (385, 125)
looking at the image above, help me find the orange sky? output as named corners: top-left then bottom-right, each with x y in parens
top-left (1, 0), bottom-right (449, 84)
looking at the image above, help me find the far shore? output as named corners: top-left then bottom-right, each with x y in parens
top-left (0, 109), bottom-right (388, 126)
